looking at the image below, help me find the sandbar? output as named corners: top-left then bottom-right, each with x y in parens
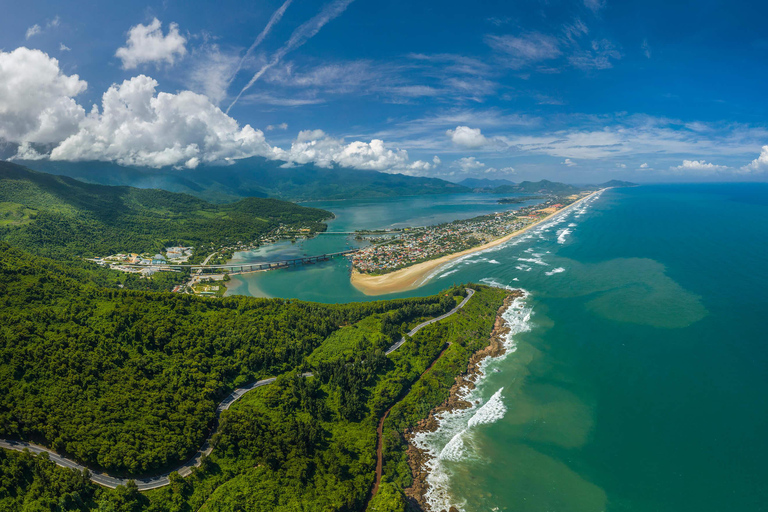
top-left (350, 189), bottom-right (603, 295)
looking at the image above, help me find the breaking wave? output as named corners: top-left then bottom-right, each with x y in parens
top-left (412, 290), bottom-right (533, 512)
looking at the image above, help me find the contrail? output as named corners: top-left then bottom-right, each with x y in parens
top-left (226, 0), bottom-right (294, 90)
top-left (226, 0), bottom-right (356, 113)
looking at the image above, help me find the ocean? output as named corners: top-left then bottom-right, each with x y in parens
top-left (227, 184), bottom-right (768, 511)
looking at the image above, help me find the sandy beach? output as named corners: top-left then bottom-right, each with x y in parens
top-left (350, 189), bottom-right (603, 295)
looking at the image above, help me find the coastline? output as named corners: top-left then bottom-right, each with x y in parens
top-left (404, 291), bottom-right (521, 511)
top-left (350, 189), bottom-right (603, 296)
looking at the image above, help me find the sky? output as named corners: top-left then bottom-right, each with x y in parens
top-left (1, 0), bottom-right (768, 183)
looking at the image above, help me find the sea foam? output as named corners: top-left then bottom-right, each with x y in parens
top-left (412, 291), bottom-right (533, 512)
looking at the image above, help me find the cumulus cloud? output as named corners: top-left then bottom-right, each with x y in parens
top-left (271, 129), bottom-right (433, 173)
top-left (456, 156), bottom-right (486, 171)
top-left (50, 75), bottom-right (271, 168)
top-left (562, 158), bottom-right (577, 166)
top-left (639, 163), bottom-right (649, 168)
top-left (13, 142), bottom-right (47, 160)
top-left (0, 47), bottom-right (87, 144)
top-left (670, 159), bottom-right (728, 174)
top-left (115, 18), bottom-right (187, 69)
top-left (454, 156), bottom-right (513, 174)
top-left (740, 146), bottom-right (768, 173)
top-left (447, 126), bottom-right (493, 149)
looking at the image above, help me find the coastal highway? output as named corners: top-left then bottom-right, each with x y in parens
top-left (0, 289), bottom-right (475, 490)
top-left (385, 287), bottom-right (475, 354)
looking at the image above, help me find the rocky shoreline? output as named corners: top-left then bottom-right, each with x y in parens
top-left (404, 291), bottom-right (523, 512)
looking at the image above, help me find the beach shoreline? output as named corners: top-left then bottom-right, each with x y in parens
top-left (350, 189), bottom-right (603, 296)
top-left (404, 291), bottom-right (521, 511)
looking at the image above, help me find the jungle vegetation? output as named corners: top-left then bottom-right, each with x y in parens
top-left (0, 161), bottom-right (332, 260)
top-left (0, 242), bottom-right (508, 511)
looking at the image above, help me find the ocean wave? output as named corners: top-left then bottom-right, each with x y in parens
top-left (517, 256), bottom-right (548, 266)
top-left (412, 293), bottom-right (533, 512)
top-left (556, 228), bottom-right (571, 244)
top-left (545, 267), bottom-right (566, 276)
top-left (438, 268), bottom-right (460, 278)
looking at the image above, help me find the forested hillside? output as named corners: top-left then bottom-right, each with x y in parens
top-left (0, 161), bottom-right (332, 258)
top-left (18, 157), bottom-right (471, 203)
top-left (0, 243), bottom-right (509, 511)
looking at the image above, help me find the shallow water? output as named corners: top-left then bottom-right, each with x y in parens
top-left (229, 184), bottom-right (768, 511)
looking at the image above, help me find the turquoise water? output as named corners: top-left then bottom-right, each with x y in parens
top-left (229, 185), bottom-right (768, 511)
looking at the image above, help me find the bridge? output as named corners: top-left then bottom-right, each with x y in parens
top-left (102, 249), bottom-right (359, 275)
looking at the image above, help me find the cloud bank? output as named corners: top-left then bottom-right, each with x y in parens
top-left (1, 47), bottom-right (429, 173)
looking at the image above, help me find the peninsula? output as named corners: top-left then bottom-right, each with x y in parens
top-left (351, 189), bottom-right (602, 295)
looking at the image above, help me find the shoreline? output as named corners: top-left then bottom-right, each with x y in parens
top-left (404, 291), bottom-right (521, 511)
top-left (350, 189), bottom-right (604, 296)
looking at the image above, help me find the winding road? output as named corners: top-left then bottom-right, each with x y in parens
top-left (0, 289), bottom-right (474, 490)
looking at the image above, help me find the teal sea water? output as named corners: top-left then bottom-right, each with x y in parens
top-left (228, 184), bottom-right (768, 511)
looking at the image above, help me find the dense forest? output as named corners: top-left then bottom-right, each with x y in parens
top-left (0, 242), bottom-right (508, 510)
top-left (0, 161), bottom-right (332, 259)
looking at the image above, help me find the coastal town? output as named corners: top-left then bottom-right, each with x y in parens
top-left (350, 193), bottom-right (590, 274)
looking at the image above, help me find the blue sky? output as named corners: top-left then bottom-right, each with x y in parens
top-left (2, 0), bottom-right (768, 182)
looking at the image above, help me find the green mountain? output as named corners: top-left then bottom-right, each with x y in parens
top-left (457, 177), bottom-right (516, 189)
top-left (18, 157), bottom-right (470, 203)
top-left (491, 179), bottom-right (582, 195)
top-left (0, 161), bottom-right (331, 259)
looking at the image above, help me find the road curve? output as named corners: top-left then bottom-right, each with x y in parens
top-left (0, 289), bottom-right (475, 490)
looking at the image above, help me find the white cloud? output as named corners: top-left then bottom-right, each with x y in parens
top-left (485, 32), bottom-right (561, 68)
top-left (563, 158), bottom-right (577, 166)
top-left (50, 75), bottom-right (271, 168)
top-left (0, 47), bottom-right (87, 144)
top-left (616, 163), bottom-right (626, 168)
top-left (13, 142), bottom-right (47, 160)
top-left (740, 146), bottom-right (768, 173)
top-left (447, 125), bottom-right (494, 149)
top-left (115, 18), bottom-right (187, 70)
top-left (456, 156), bottom-right (486, 171)
top-left (270, 129), bottom-right (431, 173)
top-left (26, 25), bottom-right (42, 39)
top-left (639, 163), bottom-right (649, 169)
top-left (454, 156), bottom-right (513, 175)
top-left (187, 44), bottom-right (239, 105)
top-left (670, 159), bottom-right (728, 174)
top-left (266, 123), bottom-right (289, 131)
top-left (59, 43), bottom-right (71, 52)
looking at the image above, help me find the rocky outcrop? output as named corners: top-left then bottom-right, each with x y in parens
top-left (404, 291), bottom-right (521, 511)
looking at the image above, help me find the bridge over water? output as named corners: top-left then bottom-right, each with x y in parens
top-left (108, 249), bottom-right (359, 275)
